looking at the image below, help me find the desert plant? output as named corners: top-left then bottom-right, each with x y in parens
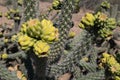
top-left (0, 0), bottom-right (120, 80)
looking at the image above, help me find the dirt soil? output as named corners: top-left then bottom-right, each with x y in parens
top-left (0, 1), bottom-right (93, 80)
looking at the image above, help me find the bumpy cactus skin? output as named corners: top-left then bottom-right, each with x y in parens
top-left (0, 62), bottom-right (19, 80)
top-left (100, 53), bottom-right (120, 80)
top-left (23, 0), bottom-right (40, 21)
top-left (1, 0), bottom-right (120, 80)
top-left (33, 40), bottom-right (50, 57)
top-left (47, 30), bottom-right (99, 79)
top-left (47, 0), bottom-right (80, 64)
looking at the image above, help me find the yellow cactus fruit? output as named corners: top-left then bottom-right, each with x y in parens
top-left (101, 1), bottom-right (110, 9)
top-left (40, 19), bottom-right (59, 42)
top-left (21, 75), bottom-right (27, 80)
top-left (33, 40), bottom-right (50, 57)
top-left (52, 0), bottom-right (62, 10)
top-left (115, 76), bottom-right (120, 80)
top-left (81, 17), bottom-right (91, 25)
top-left (101, 52), bottom-right (120, 76)
top-left (82, 57), bottom-right (89, 62)
top-left (14, 17), bottom-right (20, 20)
top-left (81, 13), bottom-right (95, 26)
top-left (68, 31), bottom-right (76, 38)
top-left (107, 18), bottom-right (116, 26)
top-left (85, 13), bottom-right (95, 23)
top-left (95, 12), bottom-right (107, 22)
top-left (18, 34), bottom-right (36, 50)
top-left (78, 23), bottom-right (85, 29)
top-left (98, 63), bottom-right (104, 69)
top-left (102, 52), bottom-right (110, 58)
top-left (101, 58), bottom-right (106, 63)
top-left (40, 19), bottom-right (53, 28)
top-left (11, 32), bottom-right (23, 42)
top-left (4, 38), bottom-right (8, 43)
top-left (9, 9), bottom-right (16, 13)
top-left (20, 23), bottom-right (27, 33)
top-left (11, 35), bottom-right (18, 42)
top-left (99, 13), bottom-right (107, 21)
top-left (1, 53), bottom-right (8, 59)
top-left (26, 19), bottom-right (41, 39)
top-left (27, 19), bottom-right (40, 28)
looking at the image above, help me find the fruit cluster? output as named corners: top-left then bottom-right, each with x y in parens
top-left (100, 52), bottom-right (120, 80)
top-left (100, 1), bottom-right (110, 9)
top-left (79, 13), bottom-right (95, 29)
top-left (79, 12), bottom-right (116, 39)
top-left (5, 9), bottom-right (21, 20)
top-left (13, 19), bottom-right (59, 57)
top-left (52, 0), bottom-right (62, 10)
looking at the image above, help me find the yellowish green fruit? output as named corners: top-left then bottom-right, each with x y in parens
top-left (85, 13), bottom-right (95, 23)
top-left (1, 53), bottom-right (8, 59)
top-left (26, 19), bottom-right (41, 39)
top-left (20, 23), bottom-right (27, 33)
top-left (78, 23), bottom-right (85, 29)
top-left (81, 13), bottom-right (95, 26)
top-left (52, 0), bottom-right (61, 10)
top-left (68, 31), bottom-right (76, 38)
top-left (14, 17), bottom-right (20, 20)
top-left (4, 38), bottom-right (8, 43)
top-left (97, 12), bottom-right (108, 21)
top-left (115, 76), bottom-right (120, 80)
top-left (33, 40), bottom-right (50, 57)
top-left (101, 52), bottom-right (120, 77)
top-left (40, 19), bottom-right (59, 42)
top-left (101, 1), bottom-right (110, 9)
top-left (18, 34), bottom-right (36, 50)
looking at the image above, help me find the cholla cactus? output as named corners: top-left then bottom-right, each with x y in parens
top-left (79, 12), bottom-right (117, 39)
top-left (0, 61), bottom-right (19, 80)
top-left (16, 18), bottom-right (59, 57)
top-left (1, 0), bottom-right (120, 80)
top-left (100, 52), bottom-right (120, 80)
top-left (23, 0), bottom-right (40, 21)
